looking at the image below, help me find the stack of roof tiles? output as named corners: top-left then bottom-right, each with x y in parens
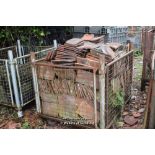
top-left (47, 34), bottom-right (126, 66)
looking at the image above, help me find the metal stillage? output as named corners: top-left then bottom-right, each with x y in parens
top-left (32, 48), bottom-right (134, 128)
top-left (0, 59), bottom-right (14, 106)
top-left (105, 51), bottom-right (133, 127)
top-left (0, 44), bottom-right (52, 117)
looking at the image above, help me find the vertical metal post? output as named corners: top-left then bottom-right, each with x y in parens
top-left (5, 60), bottom-right (14, 107)
top-left (21, 46), bottom-right (26, 63)
top-left (31, 52), bottom-right (41, 113)
top-left (8, 50), bottom-right (23, 117)
top-left (17, 40), bottom-right (23, 64)
top-left (93, 69), bottom-right (98, 128)
top-left (99, 54), bottom-right (106, 129)
top-left (53, 40), bottom-right (58, 48)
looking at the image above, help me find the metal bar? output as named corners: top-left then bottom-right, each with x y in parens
top-left (16, 53), bottom-right (31, 59)
top-left (53, 40), bottom-right (58, 48)
top-left (99, 54), bottom-right (106, 129)
top-left (5, 60), bottom-right (14, 107)
top-left (21, 46), bottom-right (26, 63)
top-left (34, 58), bottom-right (46, 62)
top-left (8, 50), bottom-right (23, 117)
top-left (131, 51), bottom-right (134, 94)
top-left (22, 98), bottom-right (35, 106)
top-left (15, 46), bottom-right (18, 57)
top-left (0, 46), bottom-right (16, 51)
top-left (15, 58), bottom-right (24, 106)
top-left (0, 59), bottom-right (7, 61)
top-left (17, 40), bottom-right (23, 64)
top-left (93, 70), bottom-right (97, 128)
top-left (39, 114), bottom-right (94, 129)
top-left (34, 47), bottom-right (54, 54)
top-left (106, 50), bottom-right (134, 67)
top-left (33, 62), bottom-right (94, 70)
top-left (31, 52), bottom-right (41, 113)
top-left (15, 48), bottom-right (51, 60)
top-left (105, 66), bottom-right (109, 127)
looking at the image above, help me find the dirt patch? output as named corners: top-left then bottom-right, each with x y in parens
top-left (113, 55), bottom-right (147, 129)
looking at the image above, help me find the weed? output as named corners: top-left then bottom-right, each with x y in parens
top-left (109, 89), bottom-right (125, 108)
top-left (134, 51), bottom-right (142, 57)
top-left (22, 121), bottom-right (31, 129)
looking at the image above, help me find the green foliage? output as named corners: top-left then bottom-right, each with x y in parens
top-left (22, 121), bottom-right (31, 129)
top-left (0, 26), bottom-right (73, 47)
top-left (0, 26), bottom-right (47, 47)
top-left (109, 89), bottom-right (125, 108)
top-left (134, 51), bottom-right (142, 57)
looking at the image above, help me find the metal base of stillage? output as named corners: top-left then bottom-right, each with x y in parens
top-left (39, 114), bottom-right (94, 129)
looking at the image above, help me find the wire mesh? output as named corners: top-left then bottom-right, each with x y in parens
top-left (0, 46), bottom-right (17, 59)
top-left (105, 51), bottom-right (133, 126)
top-left (15, 47), bottom-right (52, 106)
top-left (21, 46), bottom-right (52, 55)
top-left (0, 60), bottom-right (14, 106)
top-left (34, 50), bottom-right (133, 128)
top-left (15, 56), bottom-right (34, 106)
top-left (34, 47), bottom-right (54, 60)
top-left (0, 45), bottom-right (52, 108)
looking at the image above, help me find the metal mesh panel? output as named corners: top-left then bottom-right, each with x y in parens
top-left (0, 46), bottom-right (17, 59)
top-left (15, 56), bottom-right (34, 106)
top-left (0, 45), bottom-right (52, 108)
top-left (21, 46), bottom-right (52, 55)
top-left (34, 47), bottom-right (54, 60)
top-left (36, 64), bottom-right (98, 127)
top-left (0, 60), bottom-right (14, 106)
top-left (15, 47), bottom-right (54, 106)
top-left (105, 51), bottom-right (133, 127)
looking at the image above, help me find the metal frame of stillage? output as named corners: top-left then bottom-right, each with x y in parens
top-left (31, 49), bottom-right (133, 129)
top-left (105, 50), bottom-right (134, 128)
top-left (0, 59), bottom-right (14, 107)
top-left (14, 46), bottom-right (53, 110)
top-left (0, 45), bottom-right (23, 117)
top-left (0, 46), bottom-right (17, 108)
top-left (0, 43), bottom-right (53, 117)
top-left (31, 47), bottom-right (56, 112)
top-left (31, 48), bottom-right (105, 129)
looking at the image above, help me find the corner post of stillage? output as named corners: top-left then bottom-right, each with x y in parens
top-left (17, 39), bottom-right (23, 64)
top-left (53, 39), bottom-right (58, 49)
top-left (30, 52), bottom-right (41, 113)
top-left (8, 50), bottom-right (23, 118)
top-left (99, 53), bottom-right (106, 129)
top-left (93, 68), bottom-right (98, 129)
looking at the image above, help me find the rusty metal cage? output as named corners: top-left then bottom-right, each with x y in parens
top-left (105, 51), bottom-right (133, 127)
top-left (32, 48), bottom-right (134, 128)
